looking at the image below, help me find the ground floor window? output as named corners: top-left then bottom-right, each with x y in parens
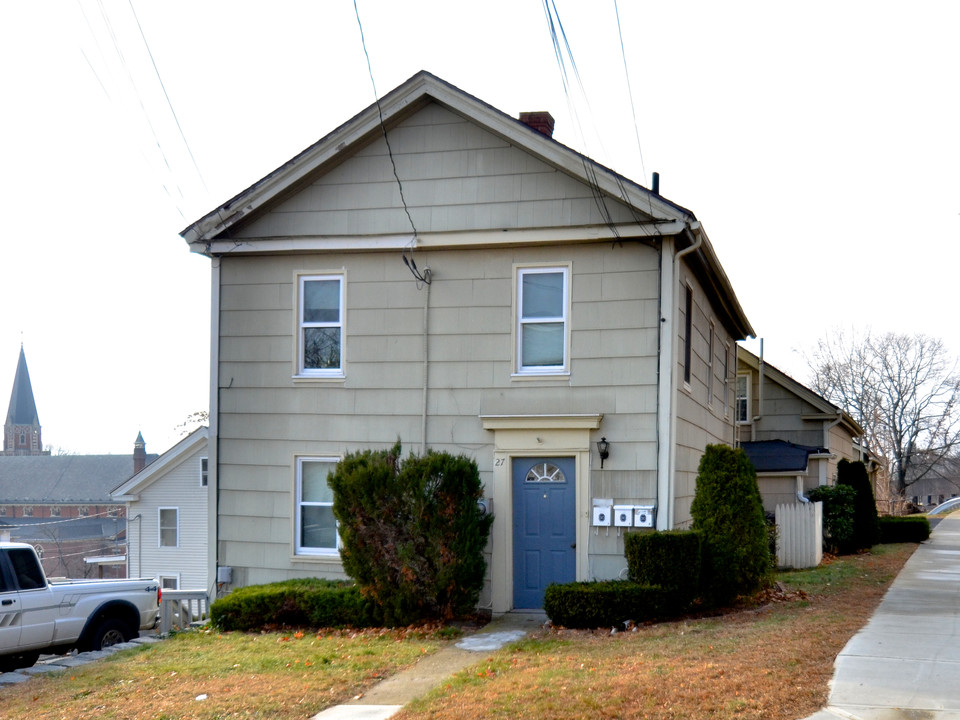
top-left (295, 457), bottom-right (339, 555)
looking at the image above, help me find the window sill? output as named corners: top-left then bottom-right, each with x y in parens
top-left (292, 374), bottom-right (346, 384)
top-left (290, 553), bottom-right (342, 565)
top-left (511, 371), bottom-right (570, 382)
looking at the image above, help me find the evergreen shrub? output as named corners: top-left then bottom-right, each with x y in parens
top-left (690, 444), bottom-right (771, 606)
top-left (543, 581), bottom-right (681, 629)
top-left (808, 484), bottom-right (857, 554)
top-left (210, 579), bottom-right (379, 632)
top-left (879, 515), bottom-right (931, 543)
top-left (836, 459), bottom-right (880, 551)
top-left (329, 441), bottom-right (493, 626)
top-left (624, 529), bottom-right (701, 604)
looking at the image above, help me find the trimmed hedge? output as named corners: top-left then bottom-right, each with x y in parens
top-left (808, 484), bottom-right (857, 554)
top-left (624, 530), bottom-right (701, 604)
top-left (879, 516), bottom-right (931, 544)
top-left (210, 578), bottom-right (381, 632)
top-left (544, 581), bottom-right (682, 629)
top-left (836, 459), bottom-right (880, 552)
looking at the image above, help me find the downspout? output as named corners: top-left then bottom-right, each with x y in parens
top-left (209, 257), bottom-right (221, 599)
top-left (657, 223), bottom-right (702, 530)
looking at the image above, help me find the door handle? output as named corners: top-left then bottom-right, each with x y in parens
top-left (570, 542), bottom-right (576, 549)
top-left (1, 599), bottom-right (13, 606)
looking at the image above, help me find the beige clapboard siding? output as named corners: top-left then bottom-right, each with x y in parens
top-left (234, 103), bottom-right (638, 239)
top-left (128, 447), bottom-right (208, 591)
top-left (216, 239), bottom-right (664, 583)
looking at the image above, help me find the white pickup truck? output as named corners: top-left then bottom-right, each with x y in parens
top-left (0, 542), bottom-right (160, 672)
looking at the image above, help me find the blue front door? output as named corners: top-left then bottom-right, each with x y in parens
top-left (512, 456), bottom-right (576, 609)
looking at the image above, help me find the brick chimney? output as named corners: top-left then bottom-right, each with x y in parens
top-left (133, 432), bottom-right (146, 475)
top-left (519, 111), bottom-right (555, 138)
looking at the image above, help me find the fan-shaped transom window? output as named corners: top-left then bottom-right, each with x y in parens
top-left (524, 463), bottom-right (566, 483)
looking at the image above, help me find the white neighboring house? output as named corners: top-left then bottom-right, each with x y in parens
top-left (111, 427), bottom-right (209, 592)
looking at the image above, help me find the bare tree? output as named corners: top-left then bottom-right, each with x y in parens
top-left (175, 410), bottom-right (209, 437)
top-left (808, 329), bottom-right (960, 496)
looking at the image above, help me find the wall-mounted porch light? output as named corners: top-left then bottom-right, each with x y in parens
top-left (597, 437), bottom-right (610, 469)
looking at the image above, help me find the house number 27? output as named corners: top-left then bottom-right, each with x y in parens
top-left (494, 458), bottom-right (506, 467)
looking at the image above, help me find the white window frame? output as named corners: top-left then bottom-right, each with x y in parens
top-left (295, 273), bottom-right (345, 379)
top-left (514, 265), bottom-right (571, 376)
top-left (200, 457), bottom-right (208, 487)
top-left (158, 507), bottom-right (179, 548)
top-left (707, 321), bottom-right (715, 406)
top-left (736, 374), bottom-right (751, 424)
top-left (295, 457), bottom-right (340, 557)
top-left (159, 574), bottom-right (180, 590)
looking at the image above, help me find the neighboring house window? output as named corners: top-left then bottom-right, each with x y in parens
top-left (159, 508), bottom-right (179, 548)
top-left (298, 274), bottom-right (344, 377)
top-left (683, 285), bottom-right (693, 385)
top-left (200, 458), bottom-right (208, 487)
top-left (160, 576), bottom-right (179, 590)
top-left (51, 506), bottom-right (61, 517)
top-left (723, 343), bottom-right (731, 416)
top-left (296, 457), bottom-right (339, 555)
top-left (736, 374), bottom-right (750, 423)
top-left (707, 322), bottom-right (715, 405)
top-left (79, 506), bottom-right (89, 517)
top-left (0, 506), bottom-right (5, 516)
top-left (23, 506), bottom-right (33, 517)
top-left (516, 266), bottom-right (569, 374)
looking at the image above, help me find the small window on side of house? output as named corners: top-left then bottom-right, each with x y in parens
top-left (200, 458), bottom-right (208, 487)
top-left (707, 322), bottom-right (715, 405)
top-left (159, 508), bottom-right (179, 548)
top-left (736, 374), bottom-right (750, 424)
top-left (683, 285), bottom-right (693, 386)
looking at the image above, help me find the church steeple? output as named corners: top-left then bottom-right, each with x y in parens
top-left (4, 346), bottom-right (45, 456)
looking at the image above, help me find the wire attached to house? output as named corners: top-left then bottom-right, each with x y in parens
top-left (353, 0), bottom-right (431, 286)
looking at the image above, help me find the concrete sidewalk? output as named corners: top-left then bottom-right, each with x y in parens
top-left (805, 512), bottom-right (960, 720)
top-left (311, 611), bottom-right (547, 720)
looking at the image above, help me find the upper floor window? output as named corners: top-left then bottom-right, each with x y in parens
top-left (736, 374), bottom-right (750, 423)
top-left (200, 458), bottom-right (208, 487)
top-left (683, 284), bottom-right (693, 386)
top-left (707, 322), bottom-right (715, 405)
top-left (295, 457), bottom-right (339, 556)
top-left (159, 507), bottom-right (179, 548)
top-left (297, 274), bottom-right (344, 377)
top-left (516, 266), bottom-right (569, 375)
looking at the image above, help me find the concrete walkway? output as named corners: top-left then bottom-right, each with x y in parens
top-left (311, 611), bottom-right (547, 720)
top-left (805, 512), bottom-right (960, 720)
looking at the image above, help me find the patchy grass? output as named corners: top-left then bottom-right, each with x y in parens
top-left (397, 543), bottom-right (914, 720)
top-left (0, 626), bottom-right (454, 720)
top-left (0, 544), bottom-right (914, 720)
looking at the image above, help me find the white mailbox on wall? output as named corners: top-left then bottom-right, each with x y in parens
top-left (613, 505), bottom-right (634, 527)
top-left (634, 505), bottom-right (656, 528)
top-left (592, 499), bottom-right (613, 527)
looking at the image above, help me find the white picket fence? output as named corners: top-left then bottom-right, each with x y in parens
top-left (159, 590), bottom-right (211, 634)
top-left (775, 501), bottom-right (823, 569)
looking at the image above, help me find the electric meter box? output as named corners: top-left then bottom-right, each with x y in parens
top-left (613, 505), bottom-right (634, 527)
top-left (634, 505), bottom-right (656, 528)
top-left (592, 504), bottom-right (612, 526)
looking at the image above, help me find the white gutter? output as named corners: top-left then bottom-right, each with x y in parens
top-left (207, 258), bottom-right (221, 602)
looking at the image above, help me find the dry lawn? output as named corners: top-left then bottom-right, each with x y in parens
top-left (0, 544), bottom-right (914, 720)
top-left (397, 543), bottom-right (915, 720)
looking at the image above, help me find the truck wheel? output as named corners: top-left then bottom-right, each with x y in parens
top-left (89, 618), bottom-right (133, 651)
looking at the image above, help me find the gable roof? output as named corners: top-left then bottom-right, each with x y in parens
top-left (112, 426), bottom-right (207, 499)
top-left (6, 346), bottom-right (39, 426)
top-left (181, 71), bottom-right (753, 339)
top-left (737, 346), bottom-right (863, 437)
top-left (0, 454), bottom-right (157, 505)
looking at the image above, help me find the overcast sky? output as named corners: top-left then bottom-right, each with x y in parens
top-left (2, 1), bottom-right (958, 455)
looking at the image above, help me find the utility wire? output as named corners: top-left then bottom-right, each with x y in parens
top-left (352, 0), bottom-right (430, 286)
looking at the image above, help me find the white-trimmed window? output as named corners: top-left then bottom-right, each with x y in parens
top-left (295, 457), bottom-right (339, 556)
top-left (683, 284), bottom-right (693, 386)
top-left (516, 266), bottom-right (570, 374)
top-left (736, 374), bottom-right (750, 424)
top-left (200, 458), bottom-right (208, 487)
top-left (707, 322), bottom-right (715, 405)
top-left (159, 507), bottom-right (179, 548)
top-left (297, 274), bottom-right (344, 377)
top-left (160, 575), bottom-right (179, 590)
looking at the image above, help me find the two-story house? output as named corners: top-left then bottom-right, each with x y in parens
top-left (180, 71), bottom-right (754, 611)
